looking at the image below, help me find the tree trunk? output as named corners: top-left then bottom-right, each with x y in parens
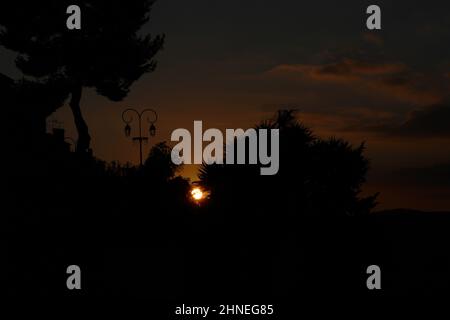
top-left (69, 84), bottom-right (91, 152)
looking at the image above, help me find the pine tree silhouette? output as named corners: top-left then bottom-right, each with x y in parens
top-left (0, 0), bottom-right (164, 152)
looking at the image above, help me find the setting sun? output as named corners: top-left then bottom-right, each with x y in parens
top-left (191, 187), bottom-right (204, 201)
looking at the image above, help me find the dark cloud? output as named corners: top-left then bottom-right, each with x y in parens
top-left (256, 52), bottom-right (450, 138)
top-left (388, 162), bottom-right (450, 188)
top-left (265, 59), bottom-right (407, 80)
top-left (392, 104), bottom-right (450, 137)
top-left (362, 32), bottom-right (384, 46)
top-left (263, 58), bottom-right (447, 110)
top-left (344, 104), bottom-right (450, 138)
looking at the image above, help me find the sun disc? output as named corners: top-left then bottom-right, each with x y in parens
top-left (191, 187), bottom-right (204, 201)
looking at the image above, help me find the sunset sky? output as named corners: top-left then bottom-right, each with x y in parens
top-left (1, 0), bottom-right (450, 210)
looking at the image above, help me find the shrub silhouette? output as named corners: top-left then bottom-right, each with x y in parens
top-left (141, 142), bottom-right (181, 183)
top-left (199, 110), bottom-right (378, 218)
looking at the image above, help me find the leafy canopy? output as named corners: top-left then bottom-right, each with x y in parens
top-left (0, 0), bottom-right (164, 100)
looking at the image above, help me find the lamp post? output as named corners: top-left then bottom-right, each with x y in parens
top-left (121, 108), bottom-right (158, 166)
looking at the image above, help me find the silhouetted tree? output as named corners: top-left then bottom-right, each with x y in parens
top-left (141, 141), bottom-right (181, 183)
top-left (3, 73), bottom-right (72, 173)
top-left (200, 110), bottom-right (378, 217)
top-left (0, 0), bottom-right (164, 152)
top-left (14, 77), bottom-right (70, 135)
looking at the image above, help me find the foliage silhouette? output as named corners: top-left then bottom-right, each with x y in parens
top-left (0, 0), bottom-right (164, 152)
top-left (5, 108), bottom-right (450, 299)
top-left (141, 141), bottom-right (181, 183)
top-left (2, 2), bottom-right (449, 301)
top-left (199, 110), bottom-right (378, 218)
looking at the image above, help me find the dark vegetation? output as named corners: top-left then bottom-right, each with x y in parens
top-left (2, 0), bottom-right (450, 303)
top-left (4, 101), bottom-right (450, 299)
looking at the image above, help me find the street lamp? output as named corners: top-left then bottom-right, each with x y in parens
top-left (121, 108), bottom-right (158, 166)
top-left (149, 123), bottom-right (156, 137)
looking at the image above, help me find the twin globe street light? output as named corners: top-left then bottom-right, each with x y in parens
top-left (121, 108), bottom-right (158, 166)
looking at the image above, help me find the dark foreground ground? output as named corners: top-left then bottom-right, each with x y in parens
top-left (5, 176), bottom-right (450, 316)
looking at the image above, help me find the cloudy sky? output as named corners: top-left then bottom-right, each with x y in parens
top-left (2, 0), bottom-right (450, 210)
